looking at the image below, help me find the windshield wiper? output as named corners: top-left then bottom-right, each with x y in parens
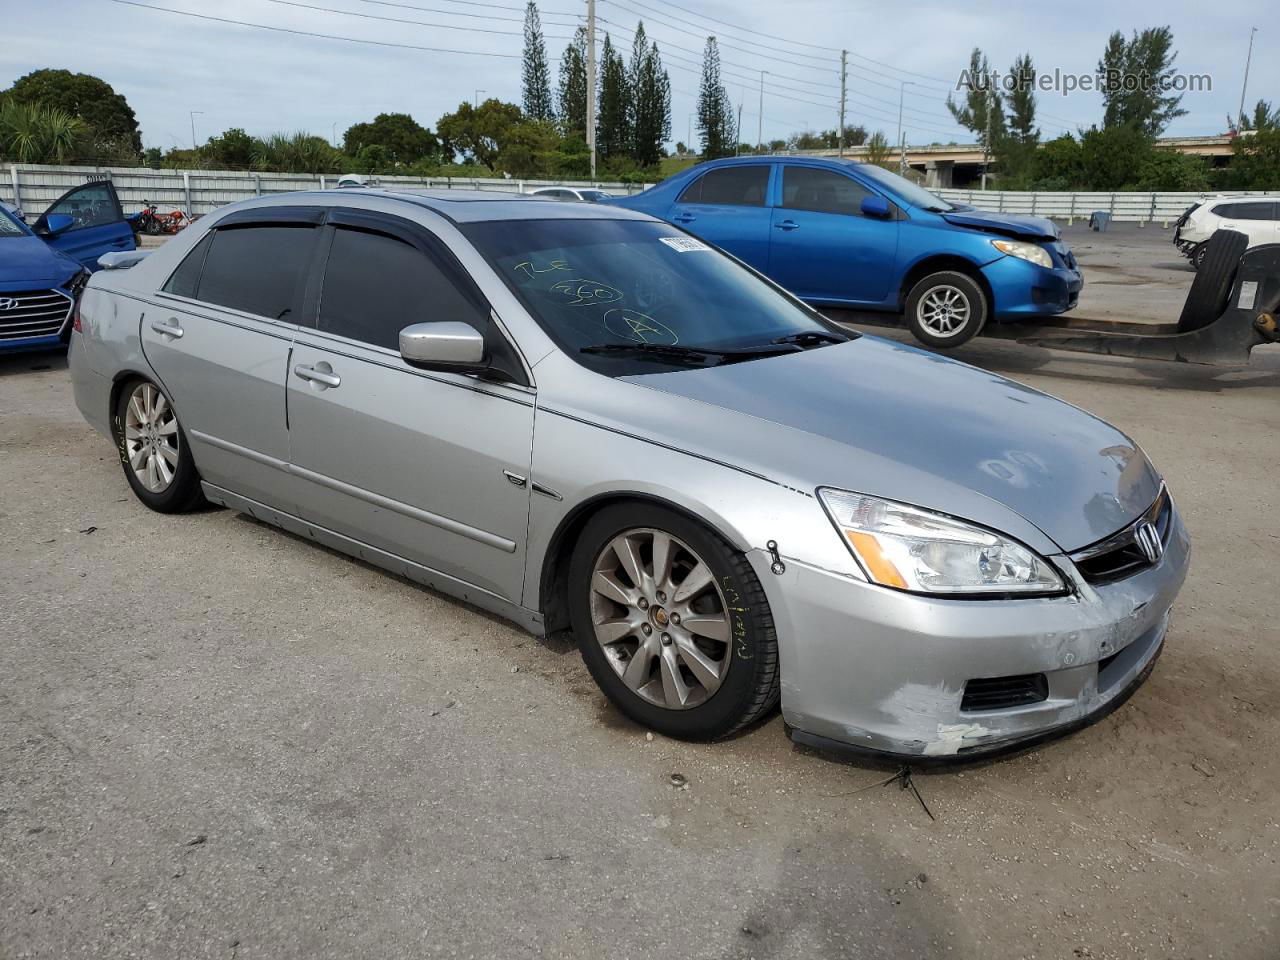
top-left (580, 342), bottom-right (798, 365)
top-left (770, 331), bottom-right (851, 348)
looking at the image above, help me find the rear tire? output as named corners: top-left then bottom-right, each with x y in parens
top-left (1178, 229), bottom-right (1249, 333)
top-left (1191, 243), bottom-right (1209, 271)
top-left (904, 270), bottom-right (988, 348)
top-left (113, 378), bottom-right (206, 513)
top-left (568, 503), bottom-right (780, 741)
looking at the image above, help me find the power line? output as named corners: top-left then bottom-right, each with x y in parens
top-left (357, 0), bottom-right (579, 23)
top-left (622, 0), bottom-right (841, 54)
top-left (107, 0), bottom-right (524, 56)
top-left (253, 0), bottom-right (576, 39)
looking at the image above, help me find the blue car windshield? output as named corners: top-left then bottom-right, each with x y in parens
top-left (463, 218), bottom-right (845, 370)
top-left (854, 163), bottom-right (955, 212)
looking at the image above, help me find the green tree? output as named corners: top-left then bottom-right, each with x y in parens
top-left (1098, 26), bottom-right (1186, 136)
top-left (628, 24), bottom-right (671, 168)
top-left (696, 37), bottom-right (735, 159)
top-left (0, 100), bottom-right (85, 163)
top-left (202, 127), bottom-right (256, 169)
top-left (436, 99), bottom-right (524, 171)
top-left (1222, 126), bottom-right (1280, 189)
top-left (2, 69), bottom-right (141, 156)
top-left (994, 53), bottom-right (1040, 185)
top-left (946, 48), bottom-right (1005, 151)
top-left (1078, 125), bottom-right (1153, 189)
top-left (1135, 149), bottom-right (1210, 191)
top-left (1030, 133), bottom-right (1084, 188)
top-left (596, 34), bottom-right (629, 160)
top-left (497, 118), bottom-right (561, 176)
top-left (557, 25), bottom-right (588, 141)
top-left (343, 113), bottom-right (440, 166)
top-left (864, 131), bottom-right (892, 168)
top-left (521, 1), bottom-right (555, 122)
top-left (1233, 99), bottom-right (1280, 132)
top-left (251, 132), bottom-right (343, 173)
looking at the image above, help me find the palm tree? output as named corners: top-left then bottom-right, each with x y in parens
top-left (0, 101), bottom-right (85, 163)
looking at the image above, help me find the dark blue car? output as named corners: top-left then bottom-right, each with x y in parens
top-left (1, 179), bottom-right (135, 354)
top-left (609, 156), bottom-right (1083, 347)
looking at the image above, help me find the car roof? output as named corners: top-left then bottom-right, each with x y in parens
top-left (218, 188), bottom-right (654, 224)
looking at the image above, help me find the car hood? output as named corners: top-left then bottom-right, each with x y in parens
top-left (0, 235), bottom-right (79, 285)
top-left (940, 209), bottom-right (1059, 241)
top-left (615, 336), bottom-right (1161, 553)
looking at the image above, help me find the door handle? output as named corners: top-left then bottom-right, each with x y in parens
top-left (294, 363), bottom-right (341, 388)
top-left (774, 219), bottom-right (800, 231)
top-left (150, 318), bottom-right (184, 339)
top-left (672, 213), bottom-right (696, 223)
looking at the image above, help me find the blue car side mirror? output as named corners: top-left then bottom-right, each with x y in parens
top-left (42, 214), bottom-right (76, 235)
top-left (861, 196), bottom-right (892, 219)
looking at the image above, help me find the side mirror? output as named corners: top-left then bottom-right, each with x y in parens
top-left (861, 196), bottom-right (892, 219)
top-left (399, 321), bottom-right (487, 373)
top-left (40, 213), bottom-right (76, 235)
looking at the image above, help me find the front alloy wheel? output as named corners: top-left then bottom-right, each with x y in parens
top-left (904, 270), bottom-right (988, 348)
top-left (569, 503), bottom-right (780, 741)
top-left (589, 527), bottom-right (732, 710)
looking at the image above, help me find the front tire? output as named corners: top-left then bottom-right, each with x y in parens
top-left (904, 270), bottom-right (988, 348)
top-left (113, 378), bottom-right (205, 513)
top-left (568, 503), bottom-right (780, 741)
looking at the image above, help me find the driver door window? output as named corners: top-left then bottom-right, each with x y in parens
top-left (781, 167), bottom-right (872, 217)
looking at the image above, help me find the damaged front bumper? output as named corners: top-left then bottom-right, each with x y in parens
top-left (750, 506), bottom-right (1190, 761)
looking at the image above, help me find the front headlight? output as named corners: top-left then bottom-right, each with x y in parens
top-left (991, 238), bottom-right (1053, 269)
top-left (818, 489), bottom-right (1065, 596)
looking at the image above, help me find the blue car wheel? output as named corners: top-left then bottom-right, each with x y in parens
top-left (904, 271), bottom-right (988, 349)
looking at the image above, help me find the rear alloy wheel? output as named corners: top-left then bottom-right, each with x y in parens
top-left (114, 379), bottom-right (206, 513)
top-left (1192, 243), bottom-right (1209, 270)
top-left (904, 270), bottom-right (988, 348)
top-left (569, 504), bottom-right (779, 741)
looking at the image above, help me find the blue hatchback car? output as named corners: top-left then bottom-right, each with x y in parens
top-left (610, 156), bottom-right (1083, 347)
top-left (1, 179), bottom-right (135, 354)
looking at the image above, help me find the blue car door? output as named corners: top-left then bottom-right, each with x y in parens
top-left (35, 179), bottom-right (135, 271)
top-left (666, 163), bottom-right (774, 272)
top-left (767, 165), bottom-right (899, 304)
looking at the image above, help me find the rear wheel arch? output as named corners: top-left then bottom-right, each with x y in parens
top-left (537, 491), bottom-right (751, 636)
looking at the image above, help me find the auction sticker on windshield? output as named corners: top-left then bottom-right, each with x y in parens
top-left (659, 236), bottom-right (711, 253)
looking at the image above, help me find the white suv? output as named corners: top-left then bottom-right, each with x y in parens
top-left (1174, 195), bottom-right (1280, 268)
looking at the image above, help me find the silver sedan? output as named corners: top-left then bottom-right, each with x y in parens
top-left (69, 190), bottom-right (1189, 759)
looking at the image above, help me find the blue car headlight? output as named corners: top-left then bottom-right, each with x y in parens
top-left (818, 488), bottom-right (1065, 596)
top-left (991, 238), bottom-right (1053, 270)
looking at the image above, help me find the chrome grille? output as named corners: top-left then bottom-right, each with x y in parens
top-left (1071, 487), bottom-right (1173, 584)
top-left (0, 289), bottom-right (73, 341)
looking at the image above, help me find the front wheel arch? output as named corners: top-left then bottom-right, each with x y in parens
top-left (897, 255), bottom-right (995, 316)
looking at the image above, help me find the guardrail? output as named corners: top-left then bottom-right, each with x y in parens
top-left (5, 162), bottom-right (1275, 225)
top-left (1, 162), bottom-right (645, 218)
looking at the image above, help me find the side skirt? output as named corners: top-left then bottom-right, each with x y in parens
top-left (201, 482), bottom-right (545, 635)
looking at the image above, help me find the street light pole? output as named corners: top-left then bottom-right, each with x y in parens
top-left (189, 110), bottom-right (203, 151)
top-left (1236, 27), bottom-right (1258, 130)
top-left (473, 89), bottom-right (486, 108)
top-left (895, 81), bottom-right (912, 166)
top-left (586, 0), bottom-right (596, 178)
top-left (757, 70), bottom-right (767, 153)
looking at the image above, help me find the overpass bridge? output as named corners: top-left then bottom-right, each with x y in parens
top-left (795, 136), bottom-right (1236, 188)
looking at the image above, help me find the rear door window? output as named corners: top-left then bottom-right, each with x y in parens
top-left (162, 234), bottom-right (212, 298)
top-left (678, 166), bottom-right (770, 206)
top-left (317, 226), bottom-right (489, 351)
top-left (195, 224), bottom-right (319, 322)
top-left (1233, 201), bottom-right (1277, 220)
top-left (780, 167), bottom-right (872, 216)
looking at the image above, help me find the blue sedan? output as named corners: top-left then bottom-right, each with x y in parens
top-left (1, 179), bottom-right (135, 354)
top-left (609, 156), bottom-right (1083, 347)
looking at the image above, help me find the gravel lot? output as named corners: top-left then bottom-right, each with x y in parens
top-left (2, 224), bottom-right (1278, 959)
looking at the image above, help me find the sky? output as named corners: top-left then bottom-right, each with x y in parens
top-left (2, 0), bottom-right (1271, 154)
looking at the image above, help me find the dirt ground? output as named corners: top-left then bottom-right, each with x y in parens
top-left (1, 227), bottom-right (1278, 959)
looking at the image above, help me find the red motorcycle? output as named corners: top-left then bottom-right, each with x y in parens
top-left (131, 201), bottom-right (191, 236)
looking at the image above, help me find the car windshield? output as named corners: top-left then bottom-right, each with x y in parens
top-left (462, 218), bottom-right (846, 371)
top-left (854, 163), bottom-right (955, 212)
top-left (0, 207), bottom-right (28, 236)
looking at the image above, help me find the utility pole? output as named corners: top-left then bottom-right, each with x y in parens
top-left (586, 0), bottom-right (597, 179)
top-left (189, 110), bottom-right (203, 151)
top-left (757, 70), bottom-right (767, 153)
top-left (899, 131), bottom-right (907, 177)
top-left (838, 50), bottom-right (848, 157)
top-left (1236, 26), bottom-right (1258, 131)
top-left (736, 102), bottom-right (743, 155)
top-left (981, 86), bottom-right (993, 190)
top-left (895, 81), bottom-right (912, 169)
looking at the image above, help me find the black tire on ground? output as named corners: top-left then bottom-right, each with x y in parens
top-left (568, 502), bottom-right (780, 741)
top-left (113, 378), bottom-right (206, 513)
top-left (1191, 243), bottom-right (1209, 270)
top-left (903, 270), bottom-right (988, 348)
top-left (1178, 229), bottom-right (1249, 333)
